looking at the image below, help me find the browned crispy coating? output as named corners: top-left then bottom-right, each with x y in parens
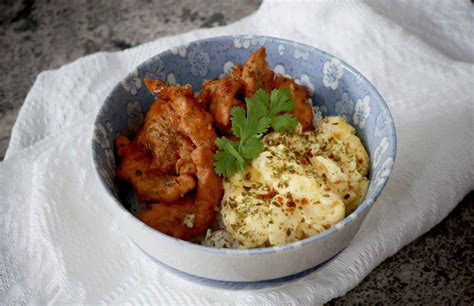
top-left (230, 64), bottom-right (243, 80)
top-left (115, 132), bottom-right (150, 182)
top-left (157, 84), bottom-right (217, 149)
top-left (143, 97), bottom-right (196, 175)
top-left (144, 79), bottom-right (168, 95)
top-left (191, 145), bottom-right (224, 211)
top-left (198, 78), bottom-right (244, 135)
top-left (115, 81), bottom-right (223, 240)
top-left (132, 173), bottom-right (196, 203)
top-left (273, 75), bottom-right (314, 131)
top-left (137, 196), bottom-right (196, 239)
top-left (233, 47), bottom-right (274, 97)
top-left (115, 132), bottom-right (196, 203)
top-left (137, 146), bottom-right (223, 240)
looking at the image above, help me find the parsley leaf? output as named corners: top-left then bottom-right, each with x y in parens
top-left (214, 137), bottom-right (243, 177)
top-left (240, 135), bottom-right (264, 160)
top-left (242, 89), bottom-right (271, 138)
top-left (230, 107), bottom-right (246, 138)
top-left (214, 88), bottom-right (299, 178)
top-left (269, 88), bottom-right (295, 117)
top-left (271, 113), bottom-right (298, 132)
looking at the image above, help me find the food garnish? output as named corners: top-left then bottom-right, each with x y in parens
top-left (214, 88), bottom-right (299, 177)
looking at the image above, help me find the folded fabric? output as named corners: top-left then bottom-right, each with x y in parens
top-left (1, 0), bottom-right (472, 304)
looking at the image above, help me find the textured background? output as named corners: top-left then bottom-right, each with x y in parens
top-left (0, 0), bottom-right (472, 303)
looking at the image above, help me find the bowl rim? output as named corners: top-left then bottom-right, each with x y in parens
top-left (91, 34), bottom-right (397, 256)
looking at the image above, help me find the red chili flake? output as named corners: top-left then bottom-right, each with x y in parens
top-left (257, 191), bottom-right (277, 200)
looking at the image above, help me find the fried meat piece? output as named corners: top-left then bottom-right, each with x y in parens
top-left (144, 79), bottom-right (168, 95)
top-left (273, 75), bottom-right (314, 130)
top-left (114, 132), bottom-right (196, 203)
top-left (233, 47), bottom-right (274, 97)
top-left (137, 146), bottom-right (223, 240)
top-left (198, 78), bottom-right (244, 135)
top-left (132, 173), bottom-right (195, 203)
top-left (143, 98), bottom-right (196, 175)
top-left (115, 81), bottom-right (221, 223)
top-left (114, 132), bottom-right (151, 182)
top-left (157, 84), bottom-right (217, 149)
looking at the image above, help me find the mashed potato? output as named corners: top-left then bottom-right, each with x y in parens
top-left (219, 116), bottom-right (370, 248)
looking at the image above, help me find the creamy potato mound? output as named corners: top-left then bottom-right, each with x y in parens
top-left (219, 116), bottom-right (370, 248)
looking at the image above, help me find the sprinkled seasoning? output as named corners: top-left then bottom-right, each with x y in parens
top-left (218, 116), bottom-right (369, 249)
top-left (182, 214), bottom-right (195, 228)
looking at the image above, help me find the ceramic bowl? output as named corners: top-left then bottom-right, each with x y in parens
top-left (91, 35), bottom-right (396, 284)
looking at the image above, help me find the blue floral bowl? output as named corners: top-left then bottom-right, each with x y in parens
top-left (92, 35), bottom-right (396, 283)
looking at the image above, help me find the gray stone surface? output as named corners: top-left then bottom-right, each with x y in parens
top-left (0, 0), bottom-right (472, 304)
top-left (331, 192), bottom-right (473, 305)
top-left (0, 0), bottom-right (261, 159)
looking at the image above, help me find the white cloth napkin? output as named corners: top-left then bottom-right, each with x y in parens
top-left (1, 0), bottom-right (473, 304)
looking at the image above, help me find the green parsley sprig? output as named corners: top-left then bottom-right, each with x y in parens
top-left (214, 88), bottom-right (298, 177)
